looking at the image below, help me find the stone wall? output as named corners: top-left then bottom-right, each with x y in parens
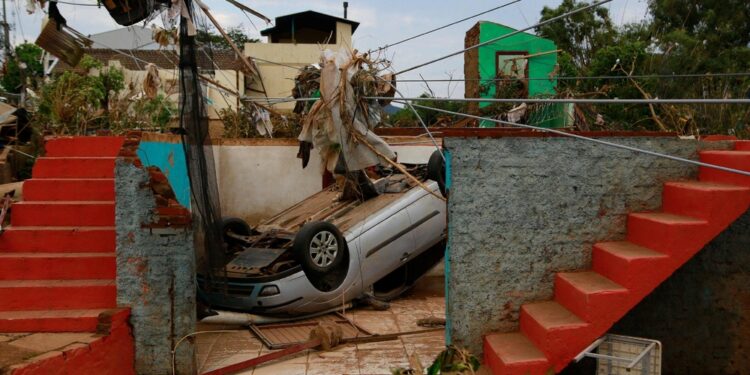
top-left (115, 133), bottom-right (196, 375)
top-left (444, 135), bottom-right (731, 354)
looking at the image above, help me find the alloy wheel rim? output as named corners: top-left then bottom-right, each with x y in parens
top-left (310, 230), bottom-right (338, 267)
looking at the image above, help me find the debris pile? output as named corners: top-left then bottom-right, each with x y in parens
top-left (298, 48), bottom-right (398, 174)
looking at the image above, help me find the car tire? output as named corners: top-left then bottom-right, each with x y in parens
top-left (427, 149), bottom-right (447, 197)
top-left (293, 221), bottom-right (347, 276)
top-left (221, 217), bottom-right (251, 244)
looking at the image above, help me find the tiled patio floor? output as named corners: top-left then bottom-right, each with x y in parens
top-left (196, 276), bottom-right (447, 375)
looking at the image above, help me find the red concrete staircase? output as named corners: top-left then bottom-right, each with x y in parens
top-left (484, 140), bottom-right (750, 374)
top-left (0, 136), bottom-right (125, 332)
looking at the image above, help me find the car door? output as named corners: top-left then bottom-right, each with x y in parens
top-left (405, 186), bottom-right (446, 257)
top-left (356, 204), bottom-right (415, 287)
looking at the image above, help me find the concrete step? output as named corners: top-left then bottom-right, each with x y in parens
top-left (11, 201), bottom-right (115, 227)
top-left (662, 181), bottom-right (750, 226)
top-left (44, 136), bottom-right (125, 157)
top-left (0, 253), bottom-right (115, 280)
top-left (627, 212), bottom-right (709, 258)
top-left (592, 241), bottom-right (670, 295)
top-left (0, 309), bottom-right (108, 332)
top-left (0, 226), bottom-right (115, 253)
top-left (699, 151), bottom-right (750, 187)
top-left (484, 332), bottom-right (552, 375)
top-left (519, 301), bottom-right (591, 368)
top-left (23, 179), bottom-right (115, 201)
top-left (554, 271), bottom-right (629, 324)
top-left (32, 157), bottom-right (117, 179)
top-left (0, 280), bottom-right (116, 311)
top-left (734, 140), bottom-right (750, 151)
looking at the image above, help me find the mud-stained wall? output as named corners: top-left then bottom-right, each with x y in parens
top-left (444, 135), bottom-right (732, 355)
top-left (135, 133), bottom-right (439, 225)
top-left (115, 134), bottom-right (195, 375)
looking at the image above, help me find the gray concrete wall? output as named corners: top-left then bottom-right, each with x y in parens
top-left (444, 136), bottom-right (731, 354)
top-left (115, 155), bottom-right (196, 375)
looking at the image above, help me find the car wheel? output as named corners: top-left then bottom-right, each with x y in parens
top-left (221, 217), bottom-right (251, 245)
top-left (427, 149), bottom-right (447, 197)
top-left (293, 221), bottom-right (346, 276)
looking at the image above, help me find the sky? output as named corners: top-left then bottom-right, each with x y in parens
top-left (8, 0), bottom-right (649, 97)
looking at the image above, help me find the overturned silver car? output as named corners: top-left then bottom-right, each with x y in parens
top-left (198, 151), bottom-right (447, 317)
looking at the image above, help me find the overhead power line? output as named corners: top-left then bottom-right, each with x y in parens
top-left (396, 100), bottom-right (750, 178)
top-left (371, 0), bottom-right (524, 53)
top-left (245, 96), bottom-right (750, 105)
top-left (394, 72), bottom-right (750, 82)
top-left (395, 0), bottom-right (615, 75)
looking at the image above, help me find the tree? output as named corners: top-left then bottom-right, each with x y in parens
top-left (1, 43), bottom-right (44, 93)
top-left (536, 0), bottom-right (617, 72)
top-left (196, 25), bottom-right (259, 50)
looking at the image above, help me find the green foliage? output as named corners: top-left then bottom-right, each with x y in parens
top-left (389, 94), bottom-right (466, 127)
top-left (33, 54), bottom-right (177, 136)
top-left (1, 43), bottom-right (44, 93)
top-left (538, 0), bottom-right (750, 136)
top-left (196, 26), bottom-right (259, 50)
top-left (537, 0), bottom-right (617, 70)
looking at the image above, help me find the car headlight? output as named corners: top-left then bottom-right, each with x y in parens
top-left (259, 285), bottom-right (280, 297)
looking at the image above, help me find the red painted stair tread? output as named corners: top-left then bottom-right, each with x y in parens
top-left (484, 332), bottom-right (551, 375)
top-left (11, 201), bottom-right (115, 227)
top-left (0, 309), bottom-right (108, 332)
top-left (592, 241), bottom-right (670, 294)
top-left (555, 271), bottom-right (630, 324)
top-left (23, 179), bottom-right (115, 201)
top-left (0, 226), bottom-right (115, 253)
top-left (32, 157), bottom-right (118, 179)
top-left (0, 253), bottom-right (115, 280)
top-left (699, 150), bottom-right (750, 187)
top-left (520, 301), bottom-right (591, 370)
top-left (44, 136), bottom-right (125, 157)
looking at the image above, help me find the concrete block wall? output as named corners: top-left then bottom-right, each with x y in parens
top-left (444, 135), bottom-right (732, 354)
top-left (115, 133), bottom-right (196, 375)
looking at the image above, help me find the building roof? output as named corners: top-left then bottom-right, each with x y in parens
top-left (88, 26), bottom-right (159, 50)
top-left (260, 10), bottom-right (359, 37)
top-left (52, 48), bottom-right (246, 73)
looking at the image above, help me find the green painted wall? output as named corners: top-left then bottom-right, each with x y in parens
top-left (474, 22), bottom-right (569, 128)
top-left (477, 22), bottom-right (558, 100)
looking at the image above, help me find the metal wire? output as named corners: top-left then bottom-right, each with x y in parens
top-left (395, 100), bottom-right (750, 178)
top-left (394, 72), bottom-right (750, 82)
top-left (244, 96), bottom-right (750, 105)
top-left (396, 0), bottom-right (614, 75)
top-left (370, 0), bottom-right (523, 53)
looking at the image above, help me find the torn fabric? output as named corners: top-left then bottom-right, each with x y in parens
top-left (298, 49), bottom-right (396, 173)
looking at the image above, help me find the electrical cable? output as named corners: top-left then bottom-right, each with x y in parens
top-left (367, 97), bottom-right (750, 105)
top-left (54, 0), bottom-right (100, 6)
top-left (395, 100), bottom-right (750, 178)
top-left (371, 0), bottom-right (524, 53)
top-left (395, 0), bottom-right (615, 75)
top-left (392, 72), bottom-right (750, 82)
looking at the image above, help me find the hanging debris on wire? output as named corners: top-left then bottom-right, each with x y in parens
top-left (143, 63), bottom-right (161, 99)
top-left (298, 48), bottom-right (397, 174)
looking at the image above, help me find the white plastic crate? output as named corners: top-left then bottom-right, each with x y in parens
top-left (575, 334), bottom-right (662, 375)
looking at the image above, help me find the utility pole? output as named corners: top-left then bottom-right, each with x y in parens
top-left (1, 0), bottom-right (10, 61)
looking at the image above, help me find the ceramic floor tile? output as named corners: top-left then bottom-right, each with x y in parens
top-left (252, 361), bottom-right (307, 375)
top-left (357, 348), bottom-right (410, 375)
